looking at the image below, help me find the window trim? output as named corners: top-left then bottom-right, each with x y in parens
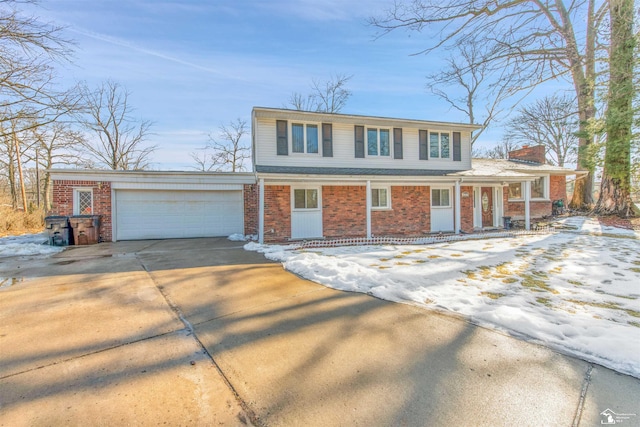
top-left (366, 127), bottom-right (391, 157)
top-left (291, 187), bottom-right (321, 211)
top-left (431, 187), bottom-right (452, 208)
top-left (371, 186), bottom-right (391, 210)
top-left (428, 131), bottom-right (452, 160)
top-left (290, 122), bottom-right (320, 155)
top-left (73, 188), bottom-right (94, 215)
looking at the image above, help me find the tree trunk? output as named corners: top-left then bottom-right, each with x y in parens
top-left (594, 0), bottom-right (636, 216)
top-left (569, 0), bottom-right (597, 210)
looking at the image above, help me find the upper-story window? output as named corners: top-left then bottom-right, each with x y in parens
top-left (292, 123), bottom-right (318, 154)
top-left (429, 132), bottom-right (450, 159)
top-left (367, 128), bottom-right (390, 156)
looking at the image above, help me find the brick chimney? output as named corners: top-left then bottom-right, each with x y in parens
top-left (508, 145), bottom-right (545, 164)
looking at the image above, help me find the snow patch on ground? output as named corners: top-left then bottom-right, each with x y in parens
top-left (246, 217), bottom-right (640, 378)
top-left (228, 234), bottom-right (257, 242)
top-left (0, 232), bottom-right (65, 258)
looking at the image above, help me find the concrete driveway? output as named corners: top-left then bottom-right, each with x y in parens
top-left (1, 238), bottom-right (638, 426)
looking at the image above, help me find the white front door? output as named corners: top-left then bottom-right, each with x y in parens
top-left (291, 187), bottom-right (323, 239)
top-left (430, 187), bottom-right (454, 232)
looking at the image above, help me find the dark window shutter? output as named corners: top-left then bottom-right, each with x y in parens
top-left (322, 123), bottom-right (333, 157)
top-left (354, 125), bottom-right (364, 158)
top-left (419, 130), bottom-right (428, 160)
top-left (453, 132), bottom-right (461, 161)
top-left (393, 128), bottom-right (403, 159)
top-left (276, 120), bottom-right (288, 155)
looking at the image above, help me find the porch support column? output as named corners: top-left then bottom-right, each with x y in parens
top-left (258, 178), bottom-right (265, 244)
top-left (524, 180), bottom-right (531, 231)
top-left (366, 180), bottom-right (372, 239)
top-left (454, 180), bottom-right (461, 234)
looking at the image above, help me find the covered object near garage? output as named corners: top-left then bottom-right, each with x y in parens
top-left (49, 170), bottom-right (256, 242)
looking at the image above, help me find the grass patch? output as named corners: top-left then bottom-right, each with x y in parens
top-left (630, 267), bottom-right (640, 273)
top-left (463, 270), bottom-right (478, 280)
top-left (413, 260), bottom-right (426, 264)
top-left (450, 253), bottom-right (463, 257)
top-left (567, 299), bottom-right (640, 318)
top-left (520, 273), bottom-right (557, 293)
top-left (424, 298), bottom-right (434, 304)
top-left (427, 255), bottom-right (441, 259)
top-left (380, 258), bottom-right (390, 262)
top-left (629, 321), bottom-right (640, 328)
top-left (502, 277), bottom-right (519, 284)
top-left (568, 280), bottom-right (584, 286)
top-left (481, 291), bottom-right (505, 300)
top-left (395, 261), bottom-right (410, 266)
top-left (536, 297), bottom-right (553, 307)
top-left (378, 266), bottom-right (390, 270)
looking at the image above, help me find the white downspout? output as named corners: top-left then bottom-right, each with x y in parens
top-left (366, 180), bottom-right (371, 239)
top-left (258, 178), bottom-right (265, 244)
top-left (524, 180), bottom-right (531, 231)
top-left (455, 180), bottom-right (461, 234)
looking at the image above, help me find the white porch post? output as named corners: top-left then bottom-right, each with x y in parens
top-left (366, 180), bottom-right (372, 239)
top-left (258, 178), bottom-right (265, 244)
top-left (524, 180), bottom-right (531, 231)
top-left (455, 180), bottom-right (461, 234)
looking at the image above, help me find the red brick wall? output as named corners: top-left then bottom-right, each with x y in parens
top-left (263, 185), bottom-right (291, 243)
top-left (323, 186), bottom-right (367, 238)
top-left (51, 180), bottom-right (112, 242)
top-left (244, 184), bottom-right (259, 236)
top-left (460, 186), bottom-right (474, 233)
top-left (550, 175), bottom-right (567, 203)
top-left (508, 145), bottom-right (545, 164)
top-left (372, 186), bottom-right (431, 235)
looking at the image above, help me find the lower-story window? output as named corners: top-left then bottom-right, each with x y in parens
top-left (371, 187), bottom-right (390, 209)
top-left (293, 188), bottom-right (318, 209)
top-left (74, 188), bottom-right (93, 214)
top-left (431, 188), bottom-right (450, 207)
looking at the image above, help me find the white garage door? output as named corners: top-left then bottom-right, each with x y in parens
top-left (115, 190), bottom-right (243, 240)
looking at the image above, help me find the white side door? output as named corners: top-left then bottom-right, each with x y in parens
top-left (430, 187), bottom-right (454, 232)
top-left (291, 187), bottom-right (323, 239)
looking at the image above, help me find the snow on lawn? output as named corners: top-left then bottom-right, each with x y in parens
top-left (246, 219), bottom-right (640, 378)
top-left (0, 232), bottom-right (64, 258)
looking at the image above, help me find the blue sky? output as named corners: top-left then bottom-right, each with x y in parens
top-left (24, 0), bottom-right (567, 169)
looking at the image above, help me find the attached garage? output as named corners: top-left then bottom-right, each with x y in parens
top-left (114, 189), bottom-right (243, 240)
top-left (48, 170), bottom-right (256, 242)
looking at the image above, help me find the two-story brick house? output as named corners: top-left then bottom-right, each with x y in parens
top-left (249, 107), bottom-right (575, 243)
top-left (49, 107), bottom-right (577, 243)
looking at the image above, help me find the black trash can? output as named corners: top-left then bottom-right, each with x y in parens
top-left (502, 216), bottom-right (512, 230)
top-left (69, 215), bottom-right (101, 245)
top-left (45, 216), bottom-right (72, 246)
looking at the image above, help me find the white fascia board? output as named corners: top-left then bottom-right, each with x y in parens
top-left (252, 107), bottom-right (483, 131)
top-left (258, 173), bottom-right (460, 186)
top-left (48, 169), bottom-right (257, 185)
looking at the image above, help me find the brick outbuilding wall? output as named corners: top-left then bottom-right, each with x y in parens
top-left (51, 180), bottom-right (112, 242)
top-left (371, 186), bottom-right (431, 236)
top-left (550, 175), bottom-right (567, 203)
top-left (323, 186), bottom-right (367, 238)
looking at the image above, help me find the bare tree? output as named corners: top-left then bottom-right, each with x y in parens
top-left (191, 118), bottom-right (250, 172)
top-left (287, 74), bottom-right (353, 113)
top-left (426, 38), bottom-right (530, 146)
top-left (477, 139), bottom-right (522, 160)
top-left (371, 0), bottom-right (609, 209)
top-left (504, 95), bottom-right (579, 166)
top-left (31, 122), bottom-right (87, 208)
top-left (1, 0), bottom-right (74, 129)
top-left (79, 80), bottom-right (156, 170)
